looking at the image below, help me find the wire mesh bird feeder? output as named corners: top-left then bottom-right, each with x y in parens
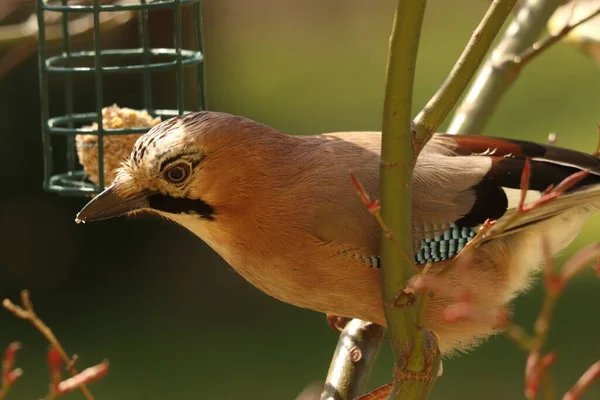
top-left (37, 0), bottom-right (205, 195)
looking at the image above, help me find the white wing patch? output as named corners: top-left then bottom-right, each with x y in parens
top-left (471, 147), bottom-right (498, 156)
top-left (503, 187), bottom-right (542, 210)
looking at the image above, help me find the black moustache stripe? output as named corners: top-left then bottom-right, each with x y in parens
top-left (147, 194), bottom-right (215, 220)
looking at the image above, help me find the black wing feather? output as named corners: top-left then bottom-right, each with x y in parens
top-left (442, 134), bottom-right (600, 227)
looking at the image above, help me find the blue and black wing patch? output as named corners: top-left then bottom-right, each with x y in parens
top-left (357, 223), bottom-right (477, 269)
top-left (413, 223), bottom-right (477, 265)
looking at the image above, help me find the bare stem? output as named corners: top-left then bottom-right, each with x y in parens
top-left (447, 0), bottom-right (564, 135)
top-left (503, 236), bottom-right (600, 399)
top-left (563, 361), bottom-right (600, 400)
top-left (356, 383), bottom-right (394, 400)
top-left (517, 5), bottom-right (600, 66)
top-left (2, 290), bottom-right (94, 400)
top-left (320, 320), bottom-right (385, 400)
top-left (413, 0), bottom-right (518, 147)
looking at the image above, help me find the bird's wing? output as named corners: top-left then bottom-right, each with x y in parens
top-left (412, 134), bottom-right (600, 252)
top-left (485, 184), bottom-right (600, 242)
top-left (304, 132), bottom-right (599, 260)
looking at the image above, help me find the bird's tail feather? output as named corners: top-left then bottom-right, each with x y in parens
top-left (484, 184), bottom-right (600, 240)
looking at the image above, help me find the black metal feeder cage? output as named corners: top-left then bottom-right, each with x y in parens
top-left (36, 0), bottom-right (206, 196)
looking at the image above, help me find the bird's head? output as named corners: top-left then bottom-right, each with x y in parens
top-left (75, 111), bottom-right (285, 227)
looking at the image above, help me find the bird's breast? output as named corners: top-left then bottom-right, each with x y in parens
top-left (172, 213), bottom-right (385, 323)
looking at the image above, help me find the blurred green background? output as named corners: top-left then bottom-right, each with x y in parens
top-left (0, 0), bottom-right (599, 399)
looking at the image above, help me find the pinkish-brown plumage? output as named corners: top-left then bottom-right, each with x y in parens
top-left (77, 111), bottom-right (600, 354)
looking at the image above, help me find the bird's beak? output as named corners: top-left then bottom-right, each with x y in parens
top-left (75, 185), bottom-right (150, 223)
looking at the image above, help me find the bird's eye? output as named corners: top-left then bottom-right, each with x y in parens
top-left (163, 162), bottom-right (191, 184)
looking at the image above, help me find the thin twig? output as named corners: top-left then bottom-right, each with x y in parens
top-left (2, 290), bottom-right (95, 400)
top-left (350, 173), bottom-right (419, 275)
top-left (525, 350), bottom-right (557, 400)
top-left (436, 219), bottom-right (495, 280)
top-left (503, 324), bottom-right (534, 351)
top-left (46, 360), bottom-right (109, 399)
top-left (0, 342), bottom-right (23, 400)
top-left (478, 167), bottom-right (590, 243)
top-left (516, 4), bottom-right (600, 66)
top-left (355, 383), bottom-right (393, 400)
top-left (500, 235), bottom-right (600, 399)
top-left (563, 361), bottom-right (600, 400)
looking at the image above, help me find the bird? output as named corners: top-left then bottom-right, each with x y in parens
top-left (75, 111), bottom-right (600, 354)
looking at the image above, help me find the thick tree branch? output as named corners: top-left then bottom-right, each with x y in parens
top-left (379, 1), bottom-right (441, 399)
top-left (320, 320), bottom-right (384, 400)
top-left (446, 0), bottom-right (564, 136)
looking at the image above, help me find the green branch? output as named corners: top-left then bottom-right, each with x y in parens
top-left (446, 0), bottom-right (563, 136)
top-left (380, 1), bottom-right (440, 399)
top-left (379, 1), bottom-right (519, 399)
top-left (413, 0), bottom-right (519, 149)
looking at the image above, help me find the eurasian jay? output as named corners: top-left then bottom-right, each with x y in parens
top-left (76, 111), bottom-right (600, 354)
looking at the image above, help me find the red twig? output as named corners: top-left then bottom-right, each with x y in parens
top-left (442, 302), bottom-right (506, 327)
top-left (2, 343), bottom-right (20, 384)
top-left (563, 361), bottom-right (600, 400)
top-left (503, 234), bottom-right (600, 399)
top-left (561, 242), bottom-right (600, 282)
top-left (0, 342), bottom-right (23, 399)
top-left (355, 382), bottom-right (393, 400)
top-left (552, 170), bottom-right (590, 195)
top-left (517, 158), bottom-right (590, 213)
top-left (541, 236), bottom-right (562, 295)
top-left (349, 173), bottom-right (419, 274)
top-left (350, 173), bottom-right (389, 236)
top-left (48, 348), bottom-right (62, 392)
top-left (54, 362), bottom-right (109, 396)
top-left (2, 290), bottom-right (94, 400)
top-left (525, 351), bottom-right (557, 400)
top-left (518, 158), bottom-right (532, 212)
top-left (44, 346), bottom-right (109, 399)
